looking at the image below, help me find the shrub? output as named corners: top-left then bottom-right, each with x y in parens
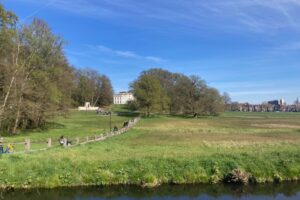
top-left (224, 169), bottom-right (251, 184)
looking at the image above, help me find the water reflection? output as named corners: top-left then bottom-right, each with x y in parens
top-left (1, 182), bottom-right (300, 200)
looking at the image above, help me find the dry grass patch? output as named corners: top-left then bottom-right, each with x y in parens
top-left (252, 124), bottom-right (300, 129)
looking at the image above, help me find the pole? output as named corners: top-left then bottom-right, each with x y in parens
top-left (47, 138), bottom-right (52, 148)
top-left (110, 111), bottom-right (112, 132)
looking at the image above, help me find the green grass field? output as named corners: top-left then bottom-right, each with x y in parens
top-left (0, 111), bottom-right (133, 151)
top-left (1, 111), bottom-right (300, 188)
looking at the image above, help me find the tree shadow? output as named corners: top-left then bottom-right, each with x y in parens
top-left (23, 122), bottom-right (65, 133)
top-left (165, 113), bottom-right (216, 119)
top-left (43, 122), bottom-right (65, 130)
top-left (116, 111), bottom-right (141, 117)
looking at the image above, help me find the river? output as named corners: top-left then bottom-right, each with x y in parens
top-left (2, 183), bottom-right (300, 200)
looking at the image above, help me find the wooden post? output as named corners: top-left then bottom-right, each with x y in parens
top-left (27, 139), bottom-right (31, 151)
top-left (25, 139), bottom-right (31, 152)
top-left (86, 136), bottom-right (89, 142)
top-left (94, 135), bottom-right (97, 141)
top-left (47, 138), bottom-right (52, 148)
top-left (76, 137), bottom-right (79, 144)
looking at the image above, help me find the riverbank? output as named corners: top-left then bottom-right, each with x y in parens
top-left (1, 112), bottom-right (300, 188)
top-left (3, 182), bottom-right (300, 200)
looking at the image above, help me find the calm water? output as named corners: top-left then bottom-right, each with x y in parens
top-left (2, 183), bottom-right (300, 200)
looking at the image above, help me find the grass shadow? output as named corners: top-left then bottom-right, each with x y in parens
top-left (44, 122), bottom-right (66, 129)
top-left (116, 111), bottom-right (141, 117)
top-left (164, 113), bottom-right (218, 119)
top-left (20, 122), bottom-right (66, 135)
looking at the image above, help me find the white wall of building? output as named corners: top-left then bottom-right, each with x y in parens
top-left (114, 92), bottom-right (134, 105)
top-left (78, 102), bottom-right (99, 111)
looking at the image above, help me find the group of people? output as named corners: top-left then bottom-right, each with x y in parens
top-left (0, 143), bottom-right (14, 154)
top-left (59, 136), bottom-right (71, 147)
top-left (0, 136), bottom-right (70, 153)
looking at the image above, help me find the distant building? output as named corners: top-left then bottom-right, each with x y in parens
top-left (268, 100), bottom-right (279, 106)
top-left (266, 99), bottom-right (285, 112)
top-left (268, 99), bottom-right (285, 106)
top-left (78, 102), bottom-right (99, 111)
top-left (113, 92), bottom-right (134, 105)
top-left (230, 98), bottom-right (299, 113)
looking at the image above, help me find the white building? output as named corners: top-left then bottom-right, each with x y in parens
top-left (78, 102), bottom-right (99, 111)
top-left (114, 92), bottom-right (134, 105)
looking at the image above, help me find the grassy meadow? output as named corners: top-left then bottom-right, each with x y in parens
top-left (0, 110), bottom-right (133, 151)
top-left (1, 110), bottom-right (300, 188)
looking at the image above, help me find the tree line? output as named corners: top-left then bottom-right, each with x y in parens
top-left (0, 4), bottom-right (113, 134)
top-left (130, 68), bottom-right (225, 117)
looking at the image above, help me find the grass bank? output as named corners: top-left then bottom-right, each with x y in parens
top-left (1, 111), bottom-right (300, 188)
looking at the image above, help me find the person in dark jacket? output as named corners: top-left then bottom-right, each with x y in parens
top-left (0, 143), bottom-right (3, 154)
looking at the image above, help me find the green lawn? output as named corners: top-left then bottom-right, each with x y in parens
top-left (0, 111), bottom-right (132, 151)
top-left (1, 111), bottom-right (300, 188)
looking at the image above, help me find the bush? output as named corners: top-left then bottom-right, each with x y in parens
top-left (224, 169), bottom-right (251, 184)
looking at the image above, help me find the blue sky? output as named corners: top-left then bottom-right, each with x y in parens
top-left (2, 0), bottom-right (300, 104)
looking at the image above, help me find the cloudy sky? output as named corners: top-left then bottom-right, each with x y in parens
top-left (2, 0), bottom-right (300, 103)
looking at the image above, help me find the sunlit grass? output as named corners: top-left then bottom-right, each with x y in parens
top-left (1, 111), bottom-right (300, 188)
top-left (1, 111), bottom-right (132, 145)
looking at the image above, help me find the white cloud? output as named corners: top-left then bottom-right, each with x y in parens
top-left (230, 90), bottom-right (291, 96)
top-left (16, 0), bottom-right (300, 33)
top-left (90, 45), bottom-right (164, 62)
top-left (115, 50), bottom-right (139, 59)
top-left (145, 56), bottom-right (163, 62)
top-left (277, 42), bottom-right (300, 51)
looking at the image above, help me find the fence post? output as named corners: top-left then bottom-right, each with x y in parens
top-left (94, 135), bottom-right (97, 141)
top-left (27, 139), bottom-right (31, 151)
top-left (86, 136), bottom-right (89, 142)
top-left (76, 137), bottom-right (79, 144)
top-left (25, 139), bottom-right (31, 152)
top-left (63, 138), bottom-right (68, 147)
top-left (47, 138), bottom-right (52, 148)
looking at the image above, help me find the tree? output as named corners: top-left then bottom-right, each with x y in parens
top-left (230, 102), bottom-right (240, 112)
top-left (126, 100), bottom-right (139, 111)
top-left (0, 4), bottom-right (18, 130)
top-left (135, 68), bottom-right (225, 117)
top-left (0, 15), bottom-right (74, 133)
top-left (72, 68), bottom-right (113, 107)
top-left (9, 19), bottom-right (74, 133)
top-left (132, 74), bottom-right (165, 117)
top-left (223, 92), bottom-right (232, 111)
top-left (199, 88), bottom-right (225, 116)
top-left (98, 75), bottom-right (113, 106)
top-left (142, 68), bottom-right (178, 112)
top-left (0, 4), bottom-right (114, 134)
top-left (170, 75), bottom-right (208, 116)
